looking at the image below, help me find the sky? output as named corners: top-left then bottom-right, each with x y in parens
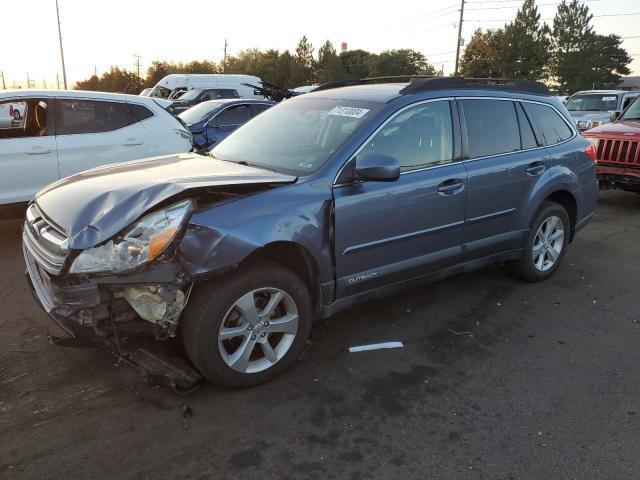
top-left (1, 0), bottom-right (638, 88)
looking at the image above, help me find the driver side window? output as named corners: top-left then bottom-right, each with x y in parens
top-left (215, 105), bottom-right (250, 126)
top-left (359, 101), bottom-right (454, 172)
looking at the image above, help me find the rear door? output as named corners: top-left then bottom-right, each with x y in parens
top-left (0, 98), bottom-right (58, 204)
top-left (458, 98), bottom-right (544, 260)
top-left (333, 99), bottom-right (467, 297)
top-left (55, 98), bottom-right (148, 178)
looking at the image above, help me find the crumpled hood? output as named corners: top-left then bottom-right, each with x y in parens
top-left (34, 153), bottom-right (296, 250)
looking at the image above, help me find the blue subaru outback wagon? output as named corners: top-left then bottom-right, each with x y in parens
top-left (23, 77), bottom-right (598, 388)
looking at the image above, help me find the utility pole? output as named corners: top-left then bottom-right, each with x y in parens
top-left (0, 71), bottom-right (5, 89)
top-left (55, 0), bottom-right (68, 89)
top-left (133, 54), bottom-right (142, 78)
top-left (454, 0), bottom-right (465, 76)
top-left (56, 73), bottom-right (60, 89)
top-left (27, 73), bottom-right (30, 89)
top-left (223, 39), bottom-right (228, 73)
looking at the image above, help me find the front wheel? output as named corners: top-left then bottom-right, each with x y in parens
top-left (514, 201), bottom-right (570, 282)
top-left (182, 260), bottom-right (313, 387)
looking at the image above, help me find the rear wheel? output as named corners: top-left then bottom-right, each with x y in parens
top-left (182, 260), bottom-right (313, 387)
top-left (514, 201), bottom-right (570, 282)
top-left (13, 110), bottom-right (20, 120)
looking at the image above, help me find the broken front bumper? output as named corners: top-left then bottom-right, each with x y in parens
top-left (23, 237), bottom-right (202, 392)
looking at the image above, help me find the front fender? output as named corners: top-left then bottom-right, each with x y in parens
top-left (178, 182), bottom-right (334, 283)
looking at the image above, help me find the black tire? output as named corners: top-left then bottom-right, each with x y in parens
top-left (513, 201), bottom-right (571, 282)
top-left (182, 259), bottom-right (313, 387)
top-left (13, 110), bottom-right (20, 120)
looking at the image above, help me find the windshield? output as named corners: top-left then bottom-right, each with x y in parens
top-left (179, 101), bottom-right (225, 125)
top-left (566, 94), bottom-right (620, 112)
top-left (178, 89), bottom-right (202, 101)
top-left (621, 97), bottom-right (640, 120)
top-left (210, 98), bottom-right (383, 176)
top-left (149, 85), bottom-right (172, 99)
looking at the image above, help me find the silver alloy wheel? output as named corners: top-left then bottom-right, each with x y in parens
top-left (218, 288), bottom-right (299, 374)
top-left (532, 215), bottom-right (565, 272)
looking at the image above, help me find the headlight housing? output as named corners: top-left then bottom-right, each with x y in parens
top-left (69, 199), bottom-right (193, 274)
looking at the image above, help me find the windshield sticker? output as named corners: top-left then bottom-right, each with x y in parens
top-left (328, 106), bottom-right (370, 118)
top-left (298, 162), bottom-right (313, 169)
top-left (602, 96), bottom-right (617, 101)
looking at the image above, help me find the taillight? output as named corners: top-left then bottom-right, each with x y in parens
top-left (585, 138), bottom-right (598, 163)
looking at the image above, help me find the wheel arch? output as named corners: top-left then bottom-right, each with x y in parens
top-left (530, 189), bottom-right (578, 241)
top-left (242, 241), bottom-right (322, 314)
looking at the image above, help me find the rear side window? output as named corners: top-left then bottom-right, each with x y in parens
top-left (251, 104), bottom-right (272, 117)
top-left (56, 100), bottom-right (133, 135)
top-left (216, 105), bottom-right (250, 126)
top-left (461, 99), bottom-right (520, 159)
top-left (516, 103), bottom-right (538, 150)
top-left (526, 103), bottom-right (573, 146)
top-left (127, 103), bottom-right (154, 122)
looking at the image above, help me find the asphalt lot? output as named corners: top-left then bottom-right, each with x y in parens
top-left (1, 190), bottom-right (640, 479)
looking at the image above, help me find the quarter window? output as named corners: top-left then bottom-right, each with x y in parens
top-left (56, 100), bottom-right (133, 135)
top-left (359, 101), bottom-right (454, 172)
top-left (127, 103), bottom-right (154, 122)
top-left (461, 99), bottom-right (520, 159)
top-left (527, 103), bottom-right (573, 146)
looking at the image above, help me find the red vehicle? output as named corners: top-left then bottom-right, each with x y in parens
top-left (583, 97), bottom-right (640, 194)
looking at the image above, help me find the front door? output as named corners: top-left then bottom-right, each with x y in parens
top-left (333, 100), bottom-right (467, 298)
top-left (0, 98), bottom-right (58, 204)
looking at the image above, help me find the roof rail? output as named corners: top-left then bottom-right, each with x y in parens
top-left (311, 75), bottom-right (550, 96)
top-left (311, 75), bottom-right (437, 92)
top-left (400, 76), bottom-right (550, 95)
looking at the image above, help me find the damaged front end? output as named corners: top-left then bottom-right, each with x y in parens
top-left (22, 203), bottom-right (200, 391)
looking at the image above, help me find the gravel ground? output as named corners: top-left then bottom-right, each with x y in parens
top-left (1, 190), bottom-right (639, 480)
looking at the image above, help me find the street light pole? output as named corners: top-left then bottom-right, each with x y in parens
top-left (55, 0), bottom-right (68, 89)
top-left (454, 0), bottom-right (465, 76)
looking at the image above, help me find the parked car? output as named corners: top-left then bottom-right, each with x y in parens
top-left (0, 101), bottom-right (24, 128)
top-left (566, 90), bottom-right (639, 131)
top-left (168, 88), bottom-right (240, 114)
top-left (179, 98), bottom-right (275, 151)
top-left (23, 77), bottom-right (598, 388)
top-left (583, 95), bottom-right (640, 194)
top-left (147, 74), bottom-right (265, 101)
top-left (0, 90), bottom-right (192, 205)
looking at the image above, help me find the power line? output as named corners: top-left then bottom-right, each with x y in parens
top-left (466, 0), bottom-right (598, 10)
top-left (466, 12), bottom-right (640, 22)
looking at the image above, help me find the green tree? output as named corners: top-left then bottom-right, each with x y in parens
top-left (501, 0), bottom-right (550, 80)
top-left (316, 40), bottom-right (345, 83)
top-left (586, 34), bottom-right (631, 88)
top-left (370, 49), bottom-right (435, 77)
top-left (459, 29), bottom-right (505, 77)
top-left (74, 66), bottom-right (142, 93)
top-left (340, 49), bottom-right (375, 79)
top-left (288, 36), bottom-right (316, 87)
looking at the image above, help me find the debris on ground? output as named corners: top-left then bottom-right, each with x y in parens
top-left (349, 341), bottom-right (404, 353)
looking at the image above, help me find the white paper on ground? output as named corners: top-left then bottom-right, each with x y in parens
top-left (349, 341), bottom-right (404, 353)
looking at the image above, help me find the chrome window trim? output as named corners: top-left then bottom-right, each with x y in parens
top-left (333, 97), bottom-right (455, 187)
top-left (333, 95), bottom-right (577, 187)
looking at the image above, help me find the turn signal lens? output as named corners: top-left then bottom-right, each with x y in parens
top-left (148, 227), bottom-right (178, 260)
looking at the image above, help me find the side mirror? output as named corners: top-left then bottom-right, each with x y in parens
top-left (355, 154), bottom-right (400, 182)
top-left (610, 111), bottom-right (620, 122)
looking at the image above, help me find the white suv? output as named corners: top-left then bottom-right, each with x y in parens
top-left (0, 90), bottom-right (193, 205)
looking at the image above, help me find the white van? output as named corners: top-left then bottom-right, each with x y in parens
top-left (148, 74), bottom-right (265, 101)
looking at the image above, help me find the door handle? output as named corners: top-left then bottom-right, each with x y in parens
top-left (437, 178), bottom-right (465, 196)
top-left (526, 162), bottom-right (546, 176)
top-left (122, 138), bottom-right (143, 146)
top-left (25, 147), bottom-right (52, 155)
